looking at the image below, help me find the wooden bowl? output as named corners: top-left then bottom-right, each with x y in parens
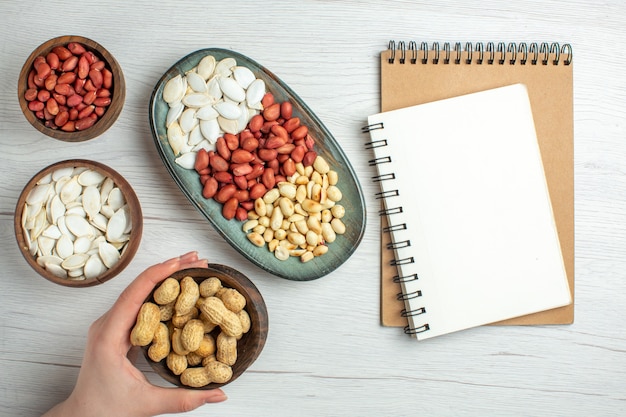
top-left (14, 159), bottom-right (143, 287)
top-left (17, 35), bottom-right (125, 142)
top-left (143, 265), bottom-right (269, 389)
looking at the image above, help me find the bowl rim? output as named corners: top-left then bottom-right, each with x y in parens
top-left (142, 265), bottom-right (269, 389)
top-left (14, 159), bottom-right (143, 287)
top-left (17, 35), bottom-right (126, 142)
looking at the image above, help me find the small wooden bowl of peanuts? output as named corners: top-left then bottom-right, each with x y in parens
top-left (14, 159), bottom-right (143, 287)
top-left (133, 265), bottom-right (268, 389)
top-left (18, 35), bottom-right (125, 142)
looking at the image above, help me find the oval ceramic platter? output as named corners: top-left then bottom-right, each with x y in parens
top-left (149, 48), bottom-right (365, 281)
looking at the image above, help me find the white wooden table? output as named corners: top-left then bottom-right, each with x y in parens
top-left (1, 1), bottom-right (624, 416)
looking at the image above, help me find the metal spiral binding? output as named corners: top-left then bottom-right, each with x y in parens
top-left (405, 323), bottom-right (430, 335)
top-left (398, 289), bottom-right (422, 301)
top-left (392, 272), bottom-right (417, 283)
top-left (368, 156), bottom-right (392, 166)
top-left (375, 189), bottom-right (399, 200)
top-left (379, 206), bottom-right (402, 216)
top-left (362, 121), bottom-right (429, 336)
top-left (361, 122), bottom-right (384, 133)
top-left (387, 41), bottom-right (572, 66)
top-left (401, 306), bottom-right (426, 317)
top-left (387, 240), bottom-right (411, 250)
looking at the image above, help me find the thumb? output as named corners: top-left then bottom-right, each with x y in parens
top-left (144, 386), bottom-right (227, 415)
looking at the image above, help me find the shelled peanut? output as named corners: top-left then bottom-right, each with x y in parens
top-left (130, 276), bottom-right (251, 387)
top-left (244, 158), bottom-right (346, 263)
top-left (24, 42), bottom-right (113, 131)
top-left (194, 93), bottom-right (347, 261)
top-left (194, 94), bottom-right (316, 219)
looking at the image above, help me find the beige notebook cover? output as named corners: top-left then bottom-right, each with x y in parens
top-left (378, 41), bottom-right (574, 328)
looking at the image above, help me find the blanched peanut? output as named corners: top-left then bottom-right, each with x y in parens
top-left (243, 154), bottom-right (345, 262)
top-left (331, 218), bottom-right (346, 235)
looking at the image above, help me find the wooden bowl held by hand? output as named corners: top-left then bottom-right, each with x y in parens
top-left (143, 265), bottom-right (269, 389)
top-left (17, 35), bottom-right (125, 142)
top-left (14, 159), bottom-right (143, 287)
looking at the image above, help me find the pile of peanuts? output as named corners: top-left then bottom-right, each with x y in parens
top-left (131, 275), bottom-right (251, 388)
top-left (194, 93), bottom-right (347, 262)
top-left (23, 42), bottom-right (113, 132)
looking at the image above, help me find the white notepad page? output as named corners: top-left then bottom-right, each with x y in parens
top-left (366, 84), bottom-right (571, 340)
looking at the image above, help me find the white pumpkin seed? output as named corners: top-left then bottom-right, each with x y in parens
top-left (51, 166), bottom-right (74, 182)
top-left (106, 208), bottom-right (128, 242)
top-left (56, 234), bottom-right (74, 259)
top-left (182, 93), bottom-right (213, 108)
top-left (99, 241), bottom-right (121, 268)
top-left (197, 55), bottom-right (216, 80)
top-left (89, 212), bottom-right (108, 232)
top-left (37, 254), bottom-right (63, 268)
top-left (45, 262), bottom-right (68, 278)
top-left (218, 116), bottom-right (240, 135)
top-left (49, 195), bottom-right (66, 225)
top-left (37, 172), bottom-right (53, 185)
top-left (207, 76), bottom-right (223, 100)
top-left (42, 224), bottom-right (62, 240)
top-left (186, 71), bottom-right (208, 93)
top-left (37, 235), bottom-right (55, 257)
top-left (107, 188), bottom-right (126, 212)
top-left (200, 119), bottom-right (220, 143)
top-left (26, 183), bottom-right (52, 206)
top-left (73, 236), bottom-right (93, 254)
top-left (215, 57), bottom-right (237, 77)
top-left (175, 152), bottom-right (198, 170)
top-left (191, 139), bottom-right (214, 152)
top-left (195, 104), bottom-right (219, 121)
top-left (60, 176), bottom-right (82, 205)
top-left (218, 77), bottom-right (246, 102)
top-left (167, 121), bottom-right (187, 156)
top-left (84, 255), bottom-right (107, 279)
top-left (163, 74), bottom-right (185, 104)
top-left (188, 125), bottom-right (204, 146)
top-left (214, 101), bottom-right (242, 120)
top-left (166, 101), bottom-right (184, 128)
top-left (82, 185), bottom-right (101, 220)
top-left (233, 66), bottom-right (256, 89)
top-left (179, 107), bottom-right (198, 133)
top-left (61, 253), bottom-right (89, 271)
top-left (65, 214), bottom-right (93, 238)
top-left (100, 177), bottom-right (115, 205)
top-left (246, 79), bottom-right (266, 107)
top-left (77, 169), bottom-right (106, 186)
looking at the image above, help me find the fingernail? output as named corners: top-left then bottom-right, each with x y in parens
top-left (179, 251), bottom-right (197, 261)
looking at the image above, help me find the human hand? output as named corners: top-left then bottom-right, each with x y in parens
top-left (43, 251), bottom-right (227, 417)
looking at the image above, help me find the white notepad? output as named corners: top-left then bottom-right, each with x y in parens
top-left (365, 84), bottom-right (571, 340)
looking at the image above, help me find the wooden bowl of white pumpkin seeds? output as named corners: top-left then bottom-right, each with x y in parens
top-left (14, 159), bottom-right (142, 287)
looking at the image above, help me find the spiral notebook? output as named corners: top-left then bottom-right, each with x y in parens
top-left (365, 83), bottom-right (572, 340)
top-left (375, 40), bottom-right (575, 330)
